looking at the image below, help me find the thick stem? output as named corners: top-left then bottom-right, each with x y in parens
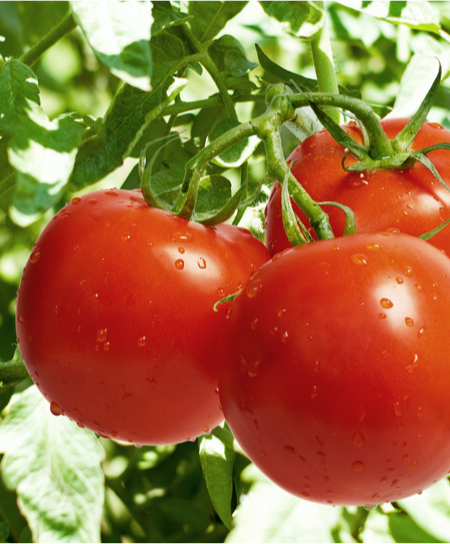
top-left (19, 13), bottom-right (78, 67)
top-left (310, 1), bottom-right (340, 124)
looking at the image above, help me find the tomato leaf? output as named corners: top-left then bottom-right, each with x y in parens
top-left (209, 35), bottom-right (258, 78)
top-left (188, 1), bottom-right (247, 42)
top-left (16, 1), bottom-right (70, 47)
top-left (227, 464), bottom-right (341, 542)
top-left (336, 0), bottom-right (442, 35)
top-left (151, 1), bottom-right (192, 37)
top-left (0, 347), bottom-right (29, 388)
top-left (198, 423), bottom-right (236, 530)
top-left (0, 386), bottom-right (105, 543)
top-left (70, 0), bottom-right (153, 92)
top-left (70, 76), bottom-right (186, 191)
top-left (259, 1), bottom-right (324, 40)
top-left (208, 118), bottom-right (260, 168)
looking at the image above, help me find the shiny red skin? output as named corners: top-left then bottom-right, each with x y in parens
top-left (16, 189), bottom-right (270, 445)
top-left (219, 232), bottom-right (450, 505)
top-left (265, 118), bottom-right (450, 256)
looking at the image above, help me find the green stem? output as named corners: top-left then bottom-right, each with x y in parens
top-left (19, 13), bottom-right (78, 67)
top-left (161, 94), bottom-right (265, 118)
top-left (181, 25), bottom-right (237, 120)
top-left (310, 2), bottom-right (340, 124)
top-left (289, 92), bottom-right (394, 159)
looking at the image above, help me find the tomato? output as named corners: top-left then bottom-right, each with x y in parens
top-left (16, 189), bottom-right (270, 446)
top-left (219, 231), bottom-right (450, 505)
top-left (265, 118), bottom-right (450, 256)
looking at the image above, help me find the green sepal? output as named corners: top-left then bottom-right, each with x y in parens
top-left (391, 62), bottom-right (442, 153)
top-left (315, 201), bottom-right (357, 236)
top-left (410, 151), bottom-right (450, 193)
top-left (419, 218), bottom-right (450, 242)
top-left (308, 101), bottom-right (369, 161)
top-left (213, 292), bottom-right (237, 313)
top-left (281, 169), bottom-right (307, 247)
top-left (139, 134), bottom-right (181, 211)
top-left (194, 180), bottom-right (248, 227)
top-left (0, 347), bottom-right (30, 388)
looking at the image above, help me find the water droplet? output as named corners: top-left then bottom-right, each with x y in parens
top-left (103, 342), bottom-right (110, 351)
top-left (253, 419), bottom-right (259, 431)
top-left (88, 198), bottom-right (97, 205)
top-left (364, 504), bottom-right (378, 511)
top-left (217, 287), bottom-right (225, 297)
top-left (396, 277), bottom-right (404, 284)
top-left (281, 330), bottom-right (289, 343)
top-left (250, 317), bottom-right (259, 330)
top-left (394, 402), bottom-right (402, 417)
top-left (352, 460), bottom-right (365, 471)
top-left (331, 244), bottom-right (340, 251)
top-left (407, 354), bottom-right (419, 373)
top-left (246, 279), bottom-right (263, 298)
top-left (353, 432), bottom-right (365, 447)
top-left (97, 328), bottom-right (108, 343)
top-left (175, 259), bottom-right (184, 270)
top-left (197, 258), bottom-right (206, 269)
top-left (403, 266), bottom-right (413, 277)
top-left (380, 476), bottom-right (387, 483)
top-left (397, 422), bottom-right (405, 431)
top-left (351, 254), bottom-right (368, 266)
top-left (405, 317), bottom-right (414, 327)
top-left (284, 445), bottom-right (295, 454)
top-left (311, 385), bottom-right (318, 399)
top-left (71, 197), bottom-right (81, 205)
top-left (203, 426), bottom-right (210, 433)
top-left (50, 402), bottom-right (63, 416)
top-left (105, 190), bottom-right (119, 196)
top-left (122, 393), bottom-right (132, 402)
top-left (138, 336), bottom-right (146, 347)
top-left (30, 250), bottom-right (41, 263)
top-left (248, 360), bottom-right (261, 378)
top-left (415, 283), bottom-right (422, 292)
top-left (417, 407), bottom-right (423, 418)
top-left (402, 455), bottom-right (409, 463)
top-left (366, 243), bottom-right (382, 251)
top-left (380, 298), bottom-right (393, 309)
top-left (121, 233), bottom-right (131, 242)
top-left (77, 422), bottom-right (85, 428)
top-left (60, 211), bottom-right (70, 219)
top-left (172, 233), bottom-right (193, 243)
top-left (429, 122), bottom-right (444, 129)
top-left (300, 491), bottom-right (310, 498)
top-left (18, 314), bottom-right (25, 323)
top-left (379, 313), bottom-right (387, 319)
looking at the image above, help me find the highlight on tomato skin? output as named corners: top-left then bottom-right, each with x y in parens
top-left (218, 231), bottom-right (450, 506)
top-left (15, 188), bottom-right (271, 446)
top-left (265, 118), bottom-right (450, 257)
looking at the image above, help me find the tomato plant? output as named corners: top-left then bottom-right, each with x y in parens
top-left (265, 118), bottom-right (450, 256)
top-left (15, 189), bottom-right (270, 445)
top-left (219, 231), bottom-right (450, 506)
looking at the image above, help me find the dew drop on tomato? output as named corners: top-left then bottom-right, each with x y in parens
top-left (138, 336), bottom-right (146, 347)
top-left (96, 328), bottom-right (108, 343)
top-left (175, 259), bottom-right (184, 270)
top-left (50, 401), bottom-right (63, 416)
top-left (30, 251), bottom-right (40, 263)
top-left (403, 266), bottom-right (413, 277)
top-left (353, 432), bottom-right (365, 447)
top-left (352, 460), bottom-right (365, 471)
top-left (246, 280), bottom-right (263, 298)
top-left (350, 254), bottom-right (368, 266)
top-left (405, 317), bottom-right (414, 327)
top-left (197, 257), bottom-right (206, 269)
top-left (380, 298), bottom-right (393, 309)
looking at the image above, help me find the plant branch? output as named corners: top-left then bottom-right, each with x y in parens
top-left (19, 13), bottom-right (78, 67)
top-left (161, 94), bottom-right (265, 117)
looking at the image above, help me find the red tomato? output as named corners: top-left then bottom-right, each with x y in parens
top-left (265, 118), bottom-right (450, 256)
top-left (16, 189), bottom-right (270, 446)
top-left (219, 231), bottom-right (450, 505)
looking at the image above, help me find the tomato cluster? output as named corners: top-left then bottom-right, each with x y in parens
top-left (16, 117), bottom-right (450, 507)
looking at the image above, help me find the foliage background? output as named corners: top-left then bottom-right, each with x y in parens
top-left (1, 1), bottom-right (450, 542)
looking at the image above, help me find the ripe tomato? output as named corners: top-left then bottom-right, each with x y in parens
top-left (16, 189), bottom-right (270, 446)
top-left (219, 231), bottom-right (450, 505)
top-left (265, 118), bottom-right (450, 256)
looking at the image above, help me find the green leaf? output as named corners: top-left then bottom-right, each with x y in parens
top-left (70, 0), bottom-right (153, 91)
top-left (336, 0), bottom-right (442, 34)
top-left (0, 386), bottom-right (105, 543)
top-left (199, 424), bottom-right (236, 530)
top-left (226, 464), bottom-right (341, 543)
top-left (194, 175), bottom-right (232, 215)
top-left (151, 1), bottom-right (191, 37)
top-left (0, 347), bottom-right (29, 388)
top-left (16, 1), bottom-right (70, 47)
top-left (208, 118), bottom-right (260, 168)
top-left (188, 1), bottom-right (248, 42)
top-left (0, 59), bottom-right (40, 115)
top-left (259, 1), bottom-right (324, 40)
top-left (69, 77), bottom-right (186, 190)
top-left (150, 30), bottom-right (186, 88)
top-left (209, 35), bottom-right (258, 77)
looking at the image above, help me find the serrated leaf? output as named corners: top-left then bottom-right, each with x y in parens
top-left (210, 35), bottom-right (258, 77)
top-left (69, 77), bottom-right (186, 190)
top-left (70, 0), bottom-right (153, 91)
top-left (150, 31), bottom-right (185, 87)
top-left (260, 1), bottom-right (324, 40)
top-left (208, 118), bottom-right (260, 168)
top-left (151, 1), bottom-right (191, 36)
top-left (336, 0), bottom-right (441, 34)
top-left (226, 464), bottom-right (341, 543)
top-left (0, 386), bottom-right (105, 543)
top-left (194, 175), bottom-right (232, 215)
top-left (188, 1), bottom-right (247, 42)
top-left (0, 59), bottom-right (40, 115)
top-left (199, 424), bottom-right (236, 530)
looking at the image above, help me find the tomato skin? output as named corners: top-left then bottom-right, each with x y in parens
top-left (219, 232), bottom-right (450, 505)
top-left (265, 118), bottom-right (450, 256)
top-left (16, 189), bottom-right (270, 445)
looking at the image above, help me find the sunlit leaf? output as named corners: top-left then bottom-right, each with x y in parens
top-left (260, 1), bottom-right (324, 39)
